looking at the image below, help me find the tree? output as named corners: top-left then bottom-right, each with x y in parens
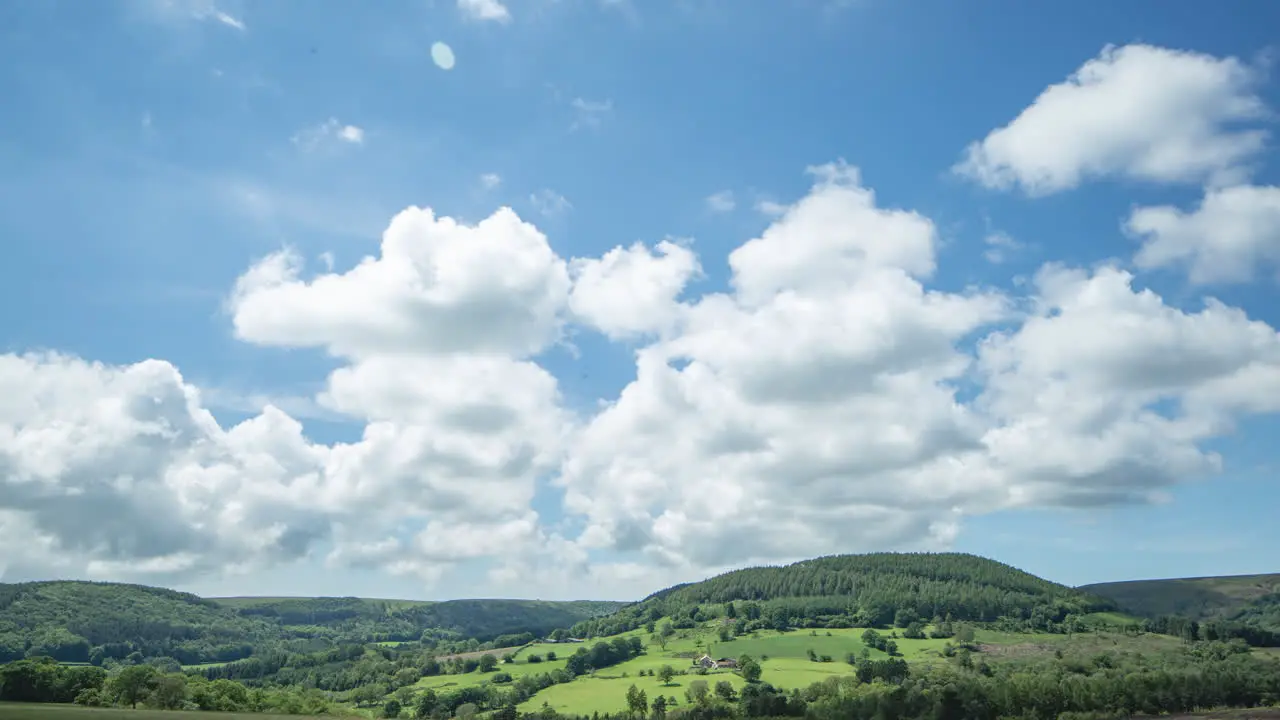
top-left (351, 684), bottom-right (386, 707)
top-left (738, 655), bottom-right (762, 683)
top-left (456, 703), bottom-right (478, 720)
top-left (478, 654), bottom-right (498, 672)
top-left (414, 689), bottom-right (437, 719)
top-left (383, 699), bottom-right (403, 719)
top-left (686, 679), bottom-right (709, 705)
top-left (626, 684), bottom-right (648, 718)
top-left (109, 664), bottom-right (159, 709)
top-left (650, 695), bottom-right (667, 720)
top-left (653, 621), bottom-right (675, 651)
top-left (714, 680), bottom-right (736, 701)
top-left (152, 675), bottom-right (187, 710)
top-left (546, 651), bottom-right (557, 661)
top-left (657, 664), bottom-right (676, 685)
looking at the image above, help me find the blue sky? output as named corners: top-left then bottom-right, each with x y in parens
top-left (1, 0), bottom-right (1278, 601)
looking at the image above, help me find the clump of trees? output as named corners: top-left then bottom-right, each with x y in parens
top-left (0, 657), bottom-right (339, 715)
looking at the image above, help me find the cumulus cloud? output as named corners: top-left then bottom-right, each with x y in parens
top-left (569, 240), bottom-right (701, 340)
top-left (6, 153), bottom-right (1280, 594)
top-left (228, 207), bottom-right (571, 358)
top-left (555, 161), bottom-right (1280, 574)
top-left (956, 44), bottom-right (1270, 195)
top-left (1127, 184), bottom-right (1280, 284)
top-left (0, 354), bottom-right (331, 583)
top-left (558, 162), bottom-right (1014, 569)
top-left (975, 265), bottom-right (1280, 510)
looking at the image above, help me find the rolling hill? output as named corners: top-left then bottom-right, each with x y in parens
top-left (0, 581), bottom-right (623, 666)
top-left (1081, 573), bottom-right (1280, 630)
top-left (571, 552), bottom-right (1117, 637)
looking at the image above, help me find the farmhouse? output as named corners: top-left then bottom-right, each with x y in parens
top-left (693, 655), bottom-right (738, 670)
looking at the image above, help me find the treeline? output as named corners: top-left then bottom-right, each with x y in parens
top-left (1, 637), bottom-right (651, 716)
top-left (0, 580), bottom-right (619, 666)
top-left (1229, 592), bottom-right (1280, 633)
top-left (228, 597), bottom-right (620, 645)
top-left (573, 553), bottom-right (1114, 638)
top-left (0, 657), bottom-right (348, 715)
top-left (196, 637), bottom-right (646, 699)
top-left (1142, 614), bottom-right (1280, 647)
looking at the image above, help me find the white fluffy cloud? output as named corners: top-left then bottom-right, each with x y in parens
top-left (229, 206), bottom-right (570, 358)
top-left (6, 138), bottom-right (1280, 592)
top-left (555, 162), bottom-right (1280, 573)
top-left (975, 265), bottom-right (1280, 509)
top-left (568, 240), bottom-right (701, 339)
top-left (1127, 184), bottom-right (1280, 284)
top-left (0, 354), bottom-right (331, 582)
top-left (955, 44), bottom-right (1269, 195)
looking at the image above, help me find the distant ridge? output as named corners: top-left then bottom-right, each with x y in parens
top-left (1081, 573), bottom-right (1280, 629)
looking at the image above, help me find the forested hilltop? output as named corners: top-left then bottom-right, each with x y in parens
top-left (0, 581), bottom-right (622, 666)
top-left (572, 553), bottom-right (1115, 638)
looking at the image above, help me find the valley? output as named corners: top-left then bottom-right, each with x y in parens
top-left (2, 553), bottom-right (1279, 719)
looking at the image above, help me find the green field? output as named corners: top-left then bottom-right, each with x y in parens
top-left (0, 704), bottom-right (344, 720)
top-left (494, 620), bottom-right (1196, 715)
top-left (1081, 611), bottom-right (1143, 627)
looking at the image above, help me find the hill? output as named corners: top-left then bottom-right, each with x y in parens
top-left (572, 552), bottom-right (1116, 637)
top-left (1081, 573), bottom-right (1280, 630)
top-left (0, 581), bottom-right (623, 666)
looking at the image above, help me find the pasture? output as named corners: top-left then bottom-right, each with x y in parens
top-left (506, 621), bottom-right (1191, 714)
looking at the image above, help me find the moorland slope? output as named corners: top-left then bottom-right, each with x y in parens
top-left (1082, 573), bottom-right (1280, 631)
